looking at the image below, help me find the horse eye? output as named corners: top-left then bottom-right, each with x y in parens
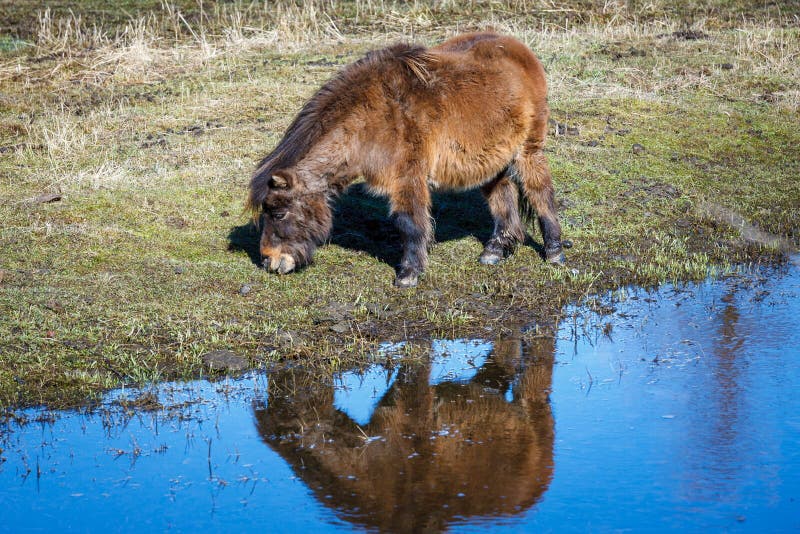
top-left (273, 211), bottom-right (288, 221)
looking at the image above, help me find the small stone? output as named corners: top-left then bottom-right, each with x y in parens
top-left (201, 350), bottom-right (248, 372)
top-left (329, 321), bottom-right (350, 334)
top-left (315, 313), bottom-right (340, 324)
top-left (720, 63), bottom-right (734, 70)
top-left (173, 266), bottom-right (184, 274)
top-left (34, 193), bottom-right (62, 204)
top-left (239, 284), bottom-right (252, 296)
top-left (277, 330), bottom-right (308, 347)
top-left (632, 143), bottom-right (645, 154)
top-left (315, 302), bottom-right (355, 323)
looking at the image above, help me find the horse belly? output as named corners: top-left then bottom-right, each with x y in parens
top-left (432, 133), bottom-right (523, 190)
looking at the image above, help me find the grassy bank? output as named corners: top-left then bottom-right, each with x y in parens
top-left (1, 0), bottom-right (798, 408)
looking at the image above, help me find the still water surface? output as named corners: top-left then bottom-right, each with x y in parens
top-left (1, 258), bottom-right (799, 532)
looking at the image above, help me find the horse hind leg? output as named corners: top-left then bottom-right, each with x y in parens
top-left (479, 171), bottom-right (525, 265)
top-left (514, 146), bottom-right (566, 265)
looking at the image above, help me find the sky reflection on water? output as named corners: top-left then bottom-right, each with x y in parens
top-left (1, 258), bottom-right (799, 532)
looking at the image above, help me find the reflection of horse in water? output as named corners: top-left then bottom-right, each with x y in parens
top-left (253, 336), bottom-right (555, 532)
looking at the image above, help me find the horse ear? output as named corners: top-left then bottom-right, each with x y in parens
top-left (269, 171), bottom-right (293, 189)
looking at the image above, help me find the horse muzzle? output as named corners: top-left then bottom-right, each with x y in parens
top-left (261, 245), bottom-right (296, 274)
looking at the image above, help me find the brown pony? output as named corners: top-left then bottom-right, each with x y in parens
top-left (248, 32), bottom-right (567, 287)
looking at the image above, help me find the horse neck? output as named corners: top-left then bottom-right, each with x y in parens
top-left (294, 131), bottom-right (356, 197)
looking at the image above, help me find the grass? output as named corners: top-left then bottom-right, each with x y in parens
top-left (0, 0), bottom-right (798, 408)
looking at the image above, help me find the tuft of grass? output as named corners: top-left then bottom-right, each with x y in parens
top-left (0, 0), bottom-right (798, 409)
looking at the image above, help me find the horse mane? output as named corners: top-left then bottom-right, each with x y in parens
top-left (247, 43), bottom-right (436, 214)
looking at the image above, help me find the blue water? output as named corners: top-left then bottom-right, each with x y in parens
top-left (1, 258), bottom-right (799, 532)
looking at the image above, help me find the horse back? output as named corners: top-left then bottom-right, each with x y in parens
top-left (412, 33), bottom-right (548, 188)
top-left (432, 32), bottom-right (547, 102)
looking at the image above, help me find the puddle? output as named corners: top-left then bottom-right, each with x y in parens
top-left (2, 258), bottom-right (799, 531)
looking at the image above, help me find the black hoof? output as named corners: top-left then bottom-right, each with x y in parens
top-left (480, 238), bottom-right (513, 265)
top-left (394, 267), bottom-right (419, 288)
top-left (394, 274), bottom-right (418, 288)
top-left (479, 252), bottom-right (503, 265)
top-left (546, 251), bottom-right (566, 265)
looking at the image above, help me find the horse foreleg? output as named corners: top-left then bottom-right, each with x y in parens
top-left (516, 151), bottom-right (565, 265)
top-left (389, 173), bottom-right (432, 288)
top-left (479, 172), bottom-right (525, 265)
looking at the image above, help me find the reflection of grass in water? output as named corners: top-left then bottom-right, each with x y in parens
top-left (0, 0), bottom-right (799, 408)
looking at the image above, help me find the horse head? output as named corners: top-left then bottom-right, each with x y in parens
top-left (256, 168), bottom-right (333, 274)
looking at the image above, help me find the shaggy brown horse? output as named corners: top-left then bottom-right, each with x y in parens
top-left (248, 32), bottom-right (567, 287)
